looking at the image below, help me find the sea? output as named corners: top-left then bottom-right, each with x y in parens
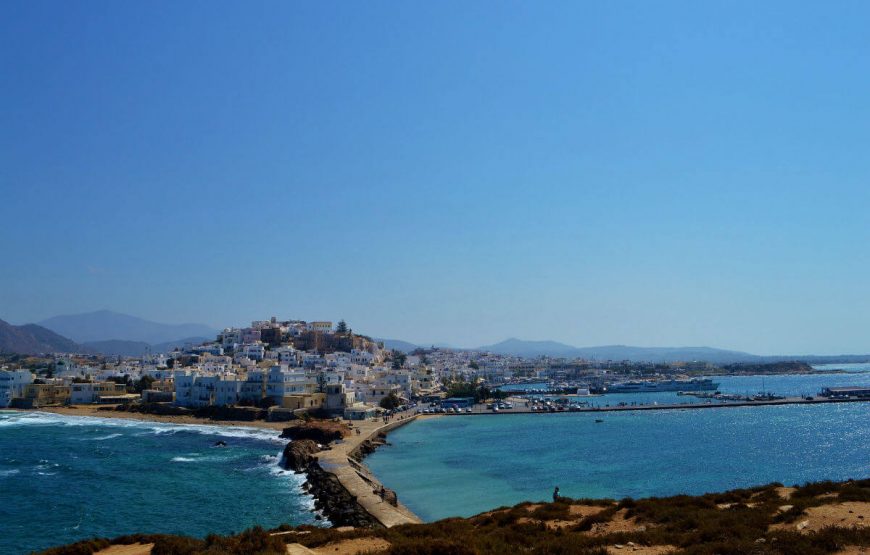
top-left (0, 412), bottom-right (323, 555)
top-left (367, 371), bottom-right (870, 522)
top-left (3, 369), bottom-right (869, 552)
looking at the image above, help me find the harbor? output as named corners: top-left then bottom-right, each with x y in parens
top-left (423, 393), bottom-right (870, 416)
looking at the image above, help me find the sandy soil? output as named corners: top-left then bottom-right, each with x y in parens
top-left (590, 509), bottom-right (650, 536)
top-left (514, 503), bottom-right (611, 529)
top-left (834, 547), bottom-right (868, 555)
top-left (94, 543), bottom-right (153, 555)
top-left (771, 502), bottom-right (869, 533)
top-left (776, 487), bottom-right (797, 500)
top-left (34, 405), bottom-right (289, 431)
top-left (310, 537), bottom-right (391, 554)
top-left (717, 502), bottom-right (759, 509)
top-left (570, 504), bottom-right (611, 517)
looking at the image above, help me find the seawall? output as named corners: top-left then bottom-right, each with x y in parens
top-left (284, 415), bottom-right (422, 528)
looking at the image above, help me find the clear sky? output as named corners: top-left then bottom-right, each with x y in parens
top-left (2, 1), bottom-right (870, 355)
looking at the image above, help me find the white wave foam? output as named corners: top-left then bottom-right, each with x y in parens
top-left (0, 469), bottom-right (20, 477)
top-left (83, 433), bottom-right (123, 441)
top-left (171, 456), bottom-right (198, 463)
top-left (0, 411), bottom-right (282, 443)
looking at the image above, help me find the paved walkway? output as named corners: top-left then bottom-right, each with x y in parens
top-left (315, 412), bottom-right (422, 528)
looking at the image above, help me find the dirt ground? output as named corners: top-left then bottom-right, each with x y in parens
top-left (310, 537), bottom-right (391, 555)
top-left (94, 543), bottom-right (153, 555)
top-left (771, 502), bottom-right (869, 533)
top-left (590, 509), bottom-right (650, 536)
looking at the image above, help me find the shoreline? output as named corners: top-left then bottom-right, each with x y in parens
top-left (22, 405), bottom-right (424, 528)
top-left (30, 405), bottom-right (290, 431)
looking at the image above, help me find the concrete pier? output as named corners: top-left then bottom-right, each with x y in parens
top-left (314, 414), bottom-right (422, 528)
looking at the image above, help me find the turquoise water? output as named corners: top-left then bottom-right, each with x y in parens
top-left (0, 411), bottom-right (322, 555)
top-left (367, 401), bottom-right (870, 522)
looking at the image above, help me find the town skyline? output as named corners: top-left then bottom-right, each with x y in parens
top-left (4, 307), bottom-right (870, 359)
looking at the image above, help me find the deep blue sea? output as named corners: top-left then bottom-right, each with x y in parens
top-left (368, 373), bottom-right (870, 522)
top-left (0, 411), bottom-right (322, 555)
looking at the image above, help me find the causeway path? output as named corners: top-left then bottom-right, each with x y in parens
top-left (314, 412), bottom-right (423, 528)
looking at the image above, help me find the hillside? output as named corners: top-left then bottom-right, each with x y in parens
top-left (39, 310), bottom-right (218, 344)
top-left (39, 479), bottom-right (870, 555)
top-left (0, 319), bottom-right (85, 354)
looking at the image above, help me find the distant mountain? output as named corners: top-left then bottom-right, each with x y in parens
top-left (81, 340), bottom-right (151, 357)
top-left (82, 336), bottom-right (211, 357)
top-left (569, 345), bottom-right (762, 364)
top-left (375, 338), bottom-right (421, 353)
top-left (477, 338), bottom-right (582, 358)
top-left (39, 310), bottom-right (219, 344)
top-left (475, 338), bottom-right (762, 363)
top-left (0, 319), bottom-right (86, 354)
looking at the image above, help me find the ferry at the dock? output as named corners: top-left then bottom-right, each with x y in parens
top-left (605, 378), bottom-right (719, 393)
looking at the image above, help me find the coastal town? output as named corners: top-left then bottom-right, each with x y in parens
top-left (2, 316), bottom-right (869, 417)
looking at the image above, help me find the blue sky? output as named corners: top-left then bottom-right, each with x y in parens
top-left (2, 1), bottom-right (870, 354)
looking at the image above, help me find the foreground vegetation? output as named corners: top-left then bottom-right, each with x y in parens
top-left (38, 479), bottom-right (870, 555)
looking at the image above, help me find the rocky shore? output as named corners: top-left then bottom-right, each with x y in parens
top-left (281, 439), bottom-right (380, 528)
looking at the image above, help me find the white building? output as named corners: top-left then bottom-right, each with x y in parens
top-left (69, 382), bottom-right (128, 404)
top-left (266, 365), bottom-right (315, 403)
top-left (273, 346), bottom-right (299, 366)
top-left (350, 381), bottom-right (402, 405)
top-left (240, 369), bottom-right (267, 404)
top-left (241, 328), bottom-right (261, 344)
top-left (0, 370), bottom-right (33, 407)
top-left (351, 349), bottom-right (374, 365)
top-left (306, 321), bottom-right (333, 333)
top-left (221, 328), bottom-right (242, 348)
top-left (239, 343), bottom-right (265, 362)
top-left (213, 374), bottom-right (242, 406)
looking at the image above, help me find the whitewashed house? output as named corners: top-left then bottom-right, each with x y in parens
top-left (0, 370), bottom-right (33, 407)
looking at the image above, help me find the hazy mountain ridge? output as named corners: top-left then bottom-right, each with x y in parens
top-left (39, 310), bottom-right (219, 344)
top-left (0, 319), bottom-right (87, 354)
top-left (82, 336), bottom-right (213, 357)
top-left (375, 338), bottom-right (423, 352)
top-left (473, 338), bottom-right (762, 363)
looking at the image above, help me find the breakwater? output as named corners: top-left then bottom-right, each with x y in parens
top-left (281, 415), bottom-right (422, 528)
